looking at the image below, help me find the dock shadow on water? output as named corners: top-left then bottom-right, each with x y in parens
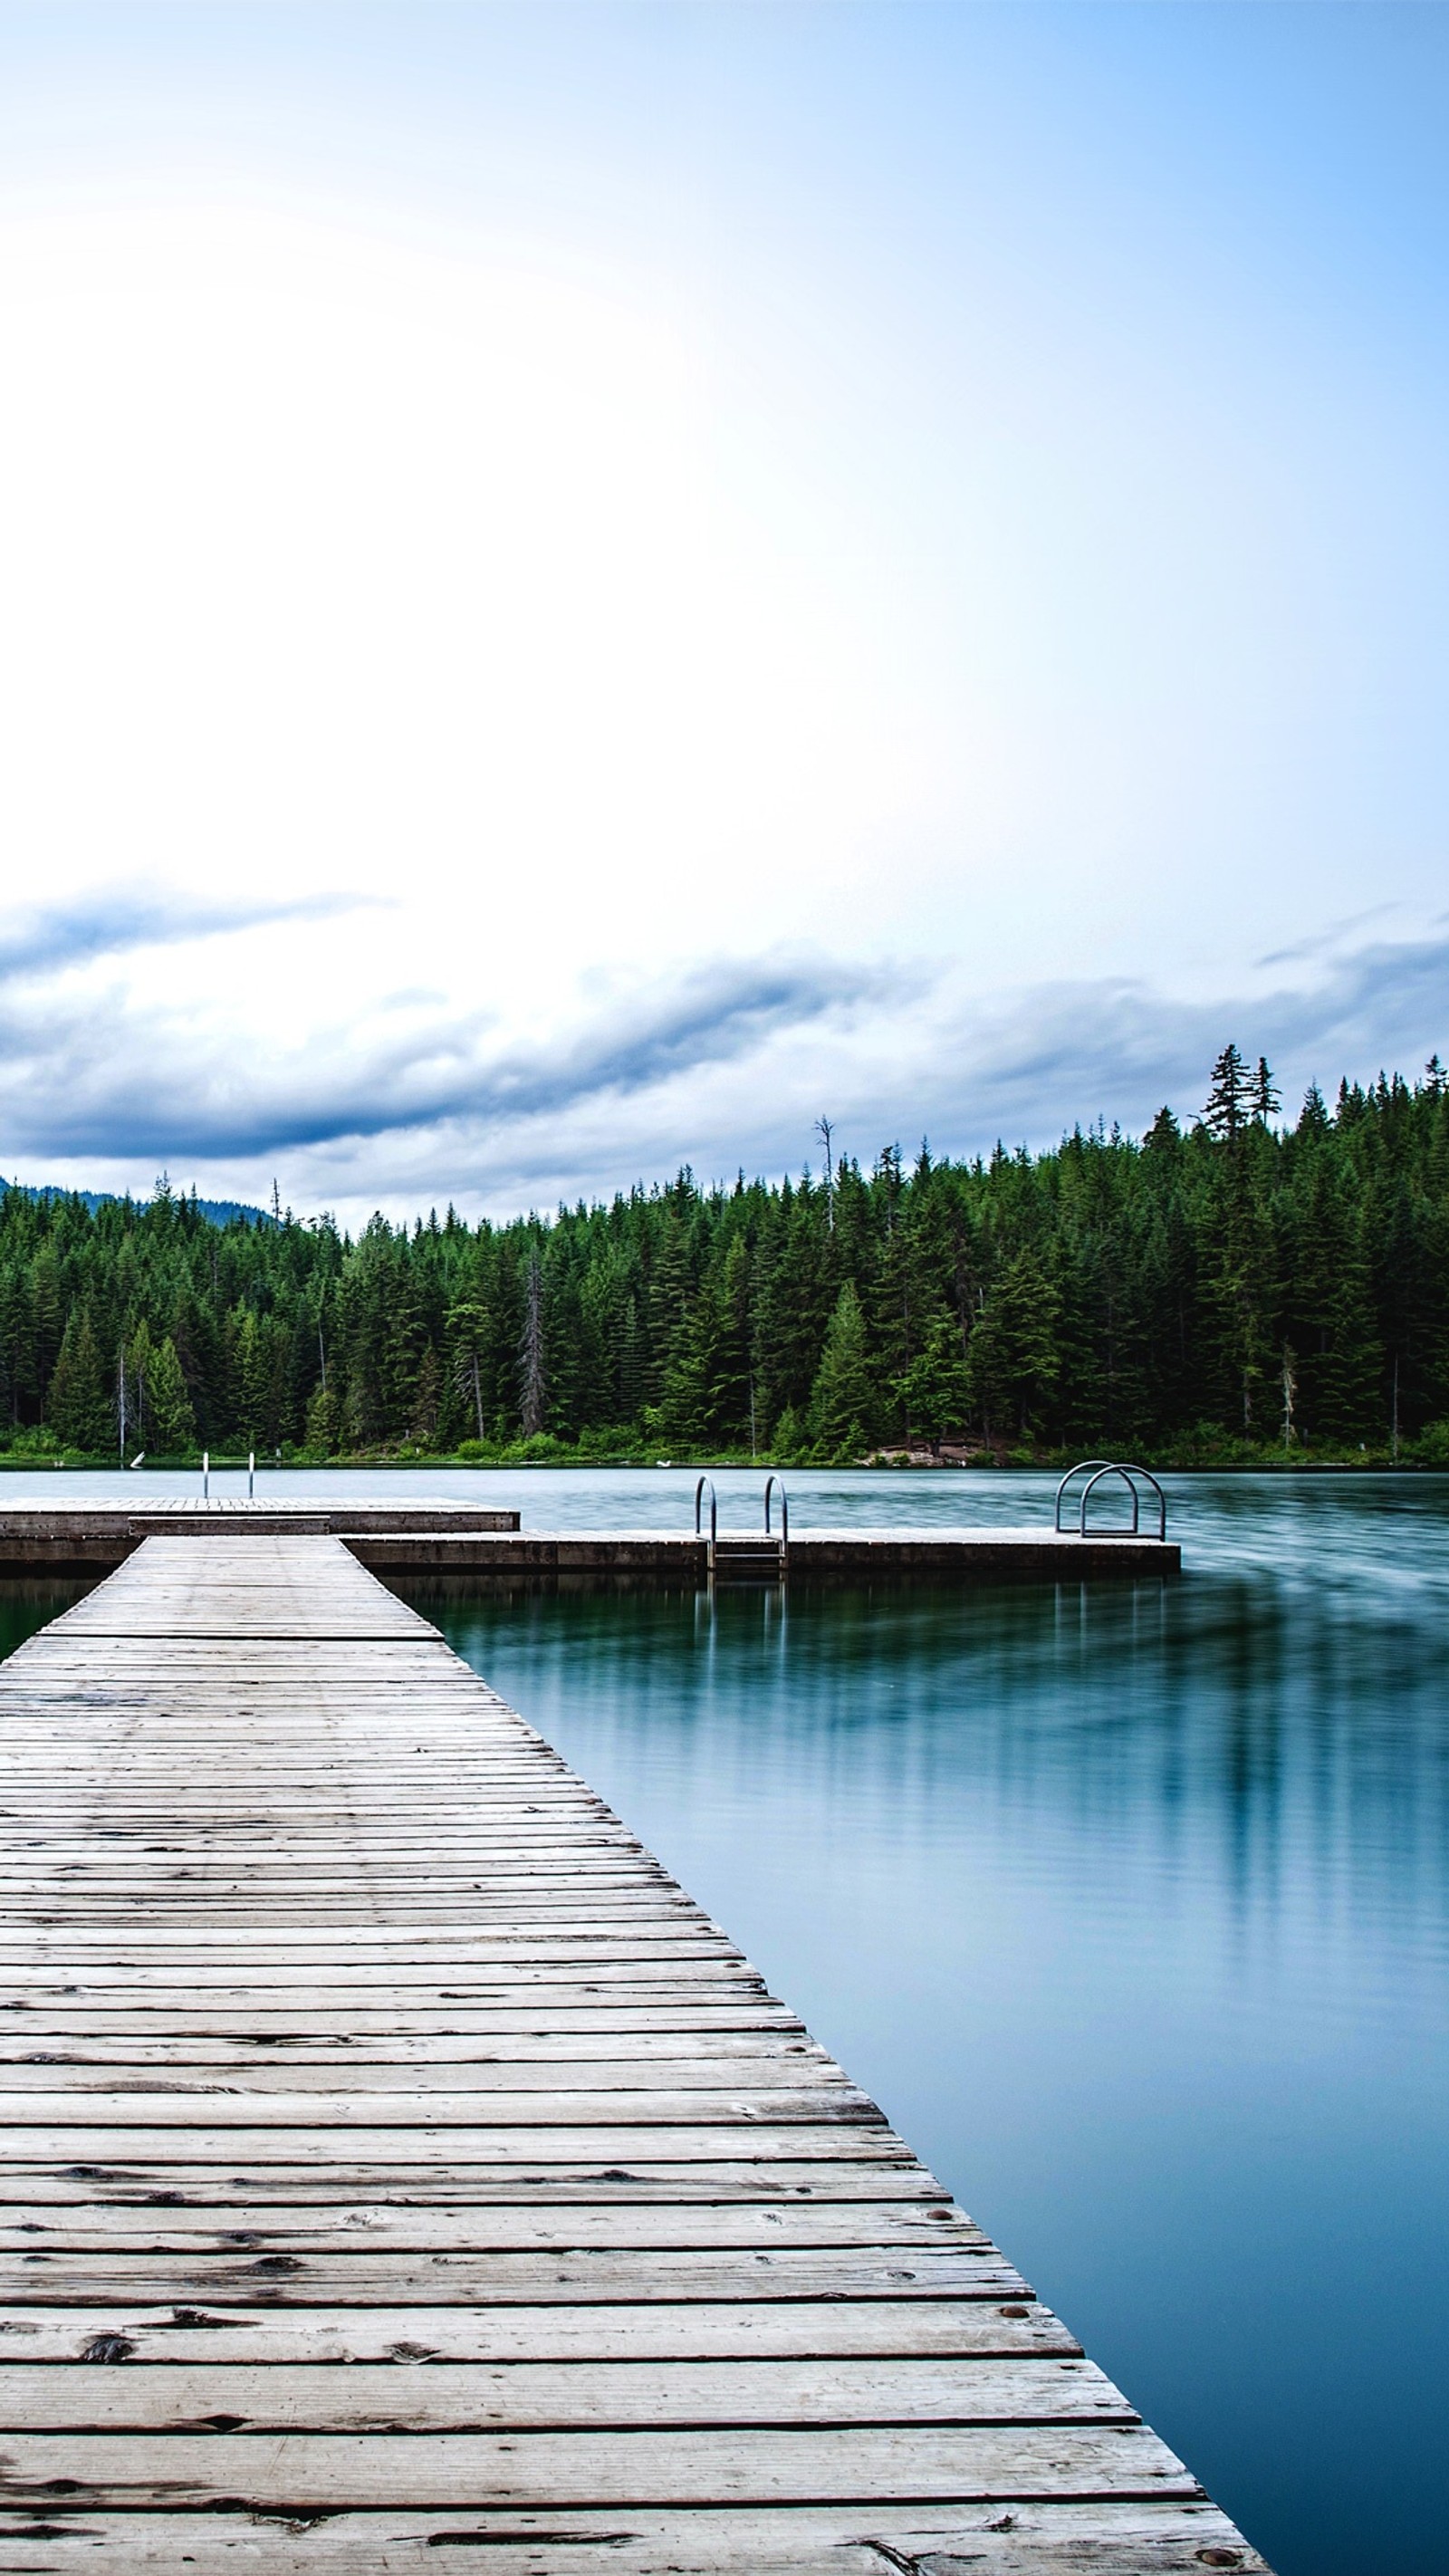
top-left (0, 1578), bottom-right (97, 1658)
top-left (406, 1476), bottom-right (1449, 2576)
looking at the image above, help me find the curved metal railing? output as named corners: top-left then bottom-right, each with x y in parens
top-left (1054, 1457), bottom-right (1112, 1526)
top-left (1054, 1458), bottom-right (1166, 1541)
top-left (763, 1474), bottom-right (789, 1563)
top-left (694, 1475), bottom-right (718, 1566)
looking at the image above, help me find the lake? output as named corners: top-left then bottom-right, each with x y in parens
top-left (2, 1466), bottom-right (1445, 2575)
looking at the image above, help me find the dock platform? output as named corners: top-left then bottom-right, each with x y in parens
top-left (0, 1498), bottom-right (1178, 1584)
top-left (0, 1533), bottom-right (1258, 2571)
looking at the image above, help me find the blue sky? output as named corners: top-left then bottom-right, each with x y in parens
top-left (0, 2), bottom-right (1444, 1221)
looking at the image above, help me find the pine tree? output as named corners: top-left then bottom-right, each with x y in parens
top-left (645, 1205), bottom-right (694, 1407)
top-left (1204, 1043), bottom-right (1252, 1148)
top-left (966, 1248), bottom-right (1063, 1441)
top-left (894, 1308), bottom-right (971, 1453)
top-left (1252, 1057), bottom-right (1281, 1123)
top-left (30, 1244), bottom-right (62, 1389)
top-left (519, 1251), bottom-right (547, 1438)
top-left (447, 1300), bottom-right (491, 1441)
top-left (1204, 1155), bottom-right (1278, 1436)
top-left (0, 1266), bottom-right (34, 1427)
top-left (48, 1308), bottom-right (110, 1452)
top-left (121, 1317), bottom-right (156, 1456)
top-left (615, 1287), bottom-right (648, 1427)
top-left (709, 1233), bottom-right (754, 1444)
top-left (753, 1186), bottom-right (833, 1429)
top-left (305, 1379), bottom-right (341, 1456)
top-left (409, 1345), bottom-right (442, 1447)
top-left (147, 1335), bottom-right (197, 1453)
top-left (809, 1283), bottom-right (876, 1458)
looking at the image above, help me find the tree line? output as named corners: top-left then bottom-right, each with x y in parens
top-left (4, 1045), bottom-right (1448, 1467)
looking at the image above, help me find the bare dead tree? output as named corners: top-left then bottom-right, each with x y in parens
top-left (815, 1117), bottom-right (835, 1232)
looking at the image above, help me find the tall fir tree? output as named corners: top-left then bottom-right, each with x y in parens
top-left (809, 1283), bottom-right (877, 1458)
top-left (47, 1308), bottom-right (111, 1452)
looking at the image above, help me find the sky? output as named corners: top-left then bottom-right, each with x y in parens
top-left (0, 0), bottom-right (1445, 1226)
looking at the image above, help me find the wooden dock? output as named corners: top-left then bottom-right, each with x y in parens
top-left (0, 1499), bottom-right (1179, 1585)
top-left (0, 1534), bottom-right (1259, 2572)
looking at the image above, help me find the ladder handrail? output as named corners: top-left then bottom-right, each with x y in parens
top-left (1054, 1460), bottom-right (1113, 1531)
top-left (694, 1475), bottom-right (718, 1563)
top-left (1055, 1458), bottom-right (1166, 1541)
top-left (763, 1475), bottom-right (789, 1555)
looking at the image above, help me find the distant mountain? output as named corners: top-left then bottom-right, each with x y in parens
top-left (2, 1181), bottom-right (274, 1228)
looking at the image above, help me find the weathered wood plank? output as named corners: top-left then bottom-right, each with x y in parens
top-left (0, 2504), bottom-right (1271, 2575)
top-left (0, 2028), bottom-right (816, 2061)
top-left (0, 2203), bottom-right (992, 2250)
top-left (0, 2055), bottom-right (856, 2091)
top-left (0, 2159), bottom-right (952, 2206)
top-left (0, 2085), bottom-right (882, 2124)
top-left (0, 2358), bottom-right (1132, 2429)
top-left (0, 2114), bottom-right (913, 2157)
top-left (0, 2248), bottom-right (1026, 2303)
top-left (0, 2007), bottom-right (808, 2035)
top-left (0, 2298), bottom-right (1077, 2362)
top-left (0, 2422), bottom-right (1200, 2507)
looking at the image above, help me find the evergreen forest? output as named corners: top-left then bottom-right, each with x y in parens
top-left (5, 1046), bottom-right (1449, 1469)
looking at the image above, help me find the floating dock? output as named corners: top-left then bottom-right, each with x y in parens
top-left (0, 1497), bottom-right (1179, 1584)
top-left (0, 1533), bottom-right (1259, 2571)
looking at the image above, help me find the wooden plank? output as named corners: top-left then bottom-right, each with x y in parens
top-left (0, 2052), bottom-right (855, 2087)
top-left (0, 2085), bottom-right (882, 2122)
top-left (0, 2005), bottom-right (808, 2032)
top-left (0, 2027), bottom-right (817, 2059)
top-left (0, 1533), bottom-right (1265, 2573)
top-left (0, 1963), bottom-right (773, 1991)
top-left (0, 2299), bottom-right (1077, 2362)
top-left (0, 2504), bottom-right (1268, 2574)
top-left (0, 2160), bottom-right (952, 2206)
top-left (0, 2422), bottom-right (1201, 2506)
top-left (0, 2357), bottom-right (1133, 2428)
top-left (0, 2203), bottom-right (993, 2250)
top-left (0, 2113), bottom-right (918, 2154)
top-left (0, 2249), bottom-right (1027, 2303)
top-left (0, 2065), bottom-right (870, 2101)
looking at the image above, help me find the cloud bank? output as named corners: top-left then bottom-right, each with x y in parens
top-left (0, 891), bottom-right (1443, 1225)
top-left (0, 888), bottom-right (365, 985)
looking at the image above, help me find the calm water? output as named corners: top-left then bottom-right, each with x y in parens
top-left (2, 1469), bottom-right (1446, 2574)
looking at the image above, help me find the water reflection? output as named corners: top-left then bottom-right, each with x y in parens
top-left (407, 1488), bottom-right (1449, 2576)
top-left (0, 1581), bottom-right (94, 1662)
top-left (418, 1569), bottom-right (1448, 1966)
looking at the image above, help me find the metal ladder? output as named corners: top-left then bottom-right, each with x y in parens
top-left (695, 1475), bottom-right (790, 1581)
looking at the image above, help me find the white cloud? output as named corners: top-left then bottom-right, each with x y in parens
top-left (0, 177), bottom-right (1443, 1225)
